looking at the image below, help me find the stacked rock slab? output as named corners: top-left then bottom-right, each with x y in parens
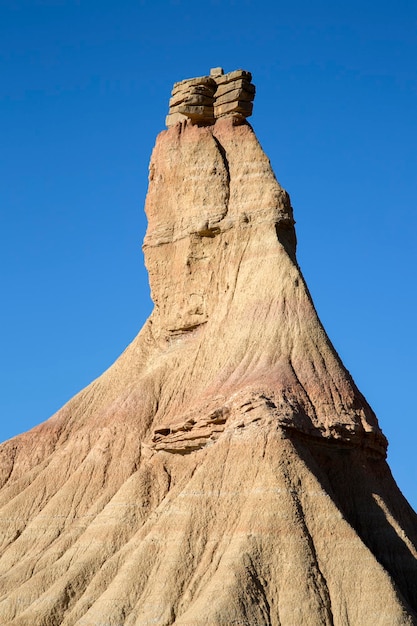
top-left (213, 68), bottom-right (255, 119)
top-left (166, 75), bottom-right (217, 128)
top-left (166, 67), bottom-right (256, 127)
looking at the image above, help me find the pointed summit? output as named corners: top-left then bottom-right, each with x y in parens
top-left (0, 70), bottom-right (416, 625)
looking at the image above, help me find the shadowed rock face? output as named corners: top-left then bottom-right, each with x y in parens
top-left (0, 114), bottom-right (416, 626)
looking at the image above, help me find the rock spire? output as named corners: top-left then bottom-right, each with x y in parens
top-left (0, 71), bottom-right (416, 625)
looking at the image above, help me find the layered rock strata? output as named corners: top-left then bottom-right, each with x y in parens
top-left (166, 75), bottom-right (217, 128)
top-left (0, 75), bottom-right (416, 626)
top-left (166, 67), bottom-right (255, 127)
top-left (213, 68), bottom-right (255, 119)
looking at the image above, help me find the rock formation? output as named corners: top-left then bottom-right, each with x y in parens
top-left (1, 69), bottom-right (417, 625)
top-left (166, 67), bottom-right (255, 127)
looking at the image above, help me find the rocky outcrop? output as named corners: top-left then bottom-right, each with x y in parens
top-left (213, 68), bottom-right (255, 119)
top-left (166, 75), bottom-right (217, 128)
top-left (166, 67), bottom-right (256, 127)
top-left (0, 73), bottom-right (416, 626)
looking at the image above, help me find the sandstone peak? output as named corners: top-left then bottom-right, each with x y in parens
top-left (0, 71), bottom-right (416, 625)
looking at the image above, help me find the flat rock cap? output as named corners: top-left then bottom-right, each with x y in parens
top-left (173, 75), bottom-right (217, 91)
top-left (215, 69), bottom-right (252, 85)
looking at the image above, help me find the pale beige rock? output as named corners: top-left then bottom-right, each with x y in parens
top-left (210, 66), bottom-right (224, 77)
top-left (172, 75), bottom-right (217, 90)
top-left (169, 93), bottom-right (214, 108)
top-left (165, 111), bottom-right (188, 127)
top-left (215, 68), bottom-right (252, 85)
top-left (212, 71), bottom-right (255, 121)
top-left (215, 78), bottom-right (256, 97)
top-left (214, 87), bottom-right (255, 106)
top-left (168, 76), bottom-right (217, 126)
top-left (171, 84), bottom-right (215, 98)
top-left (169, 103), bottom-right (213, 115)
top-left (214, 99), bottom-right (253, 117)
top-left (0, 115), bottom-right (416, 626)
top-left (167, 69), bottom-right (256, 126)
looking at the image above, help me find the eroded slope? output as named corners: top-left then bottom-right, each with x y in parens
top-left (0, 118), bottom-right (416, 625)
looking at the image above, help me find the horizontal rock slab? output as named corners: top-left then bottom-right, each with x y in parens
top-left (215, 87), bottom-right (255, 107)
top-left (165, 111), bottom-right (189, 127)
top-left (169, 93), bottom-right (215, 107)
top-left (170, 103), bottom-right (215, 120)
top-left (215, 79), bottom-right (256, 98)
top-left (214, 100), bottom-right (254, 117)
top-left (215, 69), bottom-right (252, 85)
top-left (172, 75), bottom-right (217, 91)
top-left (171, 84), bottom-right (216, 99)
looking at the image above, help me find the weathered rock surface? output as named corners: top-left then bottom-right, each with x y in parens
top-left (166, 68), bottom-right (256, 127)
top-left (1, 85), bottom-right (417, 625)
top-left (213, 69), bottom-right (255, 119)
top-left (166, 75), bottom-right (217, 127)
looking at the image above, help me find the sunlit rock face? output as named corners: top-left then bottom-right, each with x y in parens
top-left (0, 72), bottom-right (416, 626)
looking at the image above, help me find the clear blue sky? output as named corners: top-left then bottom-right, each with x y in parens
top-left (1, 0), bottom-right (416, 510)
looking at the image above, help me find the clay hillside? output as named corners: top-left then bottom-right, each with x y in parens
top-left (1, 68), bottom-right (417, 626)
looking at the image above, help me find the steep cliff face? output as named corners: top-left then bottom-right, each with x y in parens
top-left (0, 108), bottom-right (416, 625)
